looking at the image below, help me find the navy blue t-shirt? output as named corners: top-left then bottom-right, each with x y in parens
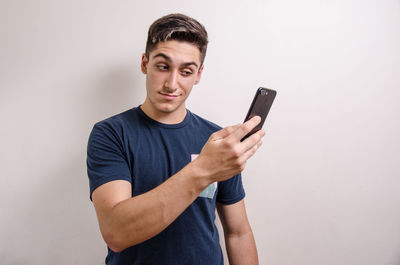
top-left (87, 107), bottom-right (245, 265)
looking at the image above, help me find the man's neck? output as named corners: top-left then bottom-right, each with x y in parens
top-left (140, 104), bottom-right (187, 125)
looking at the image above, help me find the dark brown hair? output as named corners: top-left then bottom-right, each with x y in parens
top-left (145, 13), bottom-right (208, 65)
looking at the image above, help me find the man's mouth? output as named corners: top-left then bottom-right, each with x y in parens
top-left (159, 92), bottom-right (179, 99)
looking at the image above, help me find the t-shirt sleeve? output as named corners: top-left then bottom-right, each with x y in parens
top-left (216, 173), bottom-right (245, 205)
top-left (86, 123), bottom-right (131, 200)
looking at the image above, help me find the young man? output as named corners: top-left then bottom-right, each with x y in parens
top-left (87, 13), bottom-right (264, 265)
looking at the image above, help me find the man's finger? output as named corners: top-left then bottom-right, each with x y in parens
top-left (241, 129), bottom-right (265, 153)
top-left (227, 116), bottom-right (261, 141)
top-left (242, 136), bottom-right (264, 161)
top-left (211, 124), bottom-right (240, 141)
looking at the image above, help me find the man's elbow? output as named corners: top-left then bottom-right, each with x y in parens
top-left (102, 227), bottom-right (146, 253)
top-left (102, 230), bottom-right (129, 253)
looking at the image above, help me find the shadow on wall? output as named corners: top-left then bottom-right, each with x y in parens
top-left (0, 64), bottom-right (144, 265)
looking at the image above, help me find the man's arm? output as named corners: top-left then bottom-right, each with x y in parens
top-left (217, 200), bottom-right (259, 265)
top-left (92, 116), bottom-right (264, 252)
top-left (92, 166), bottom-right (209, 253)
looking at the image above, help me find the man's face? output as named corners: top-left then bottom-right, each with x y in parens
top-left (141, 40), bottom-right (203, 122)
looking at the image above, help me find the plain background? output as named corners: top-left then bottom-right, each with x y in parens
top-left (1, 0), bottom-right (400, 264)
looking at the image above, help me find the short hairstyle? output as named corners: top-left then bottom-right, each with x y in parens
top-left (145, 13), bottom-right (208, 65)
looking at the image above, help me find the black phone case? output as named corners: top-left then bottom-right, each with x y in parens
top-left (242, 87), bottom-right (277, 141)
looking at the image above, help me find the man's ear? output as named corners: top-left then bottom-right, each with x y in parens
top-left (195, 64), bottom-right (204, 85)
top-left (141, 53), bottom-right (148, 74)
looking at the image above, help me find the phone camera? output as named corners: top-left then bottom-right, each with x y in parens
top-left (261, 90), bottom-right (268, 95)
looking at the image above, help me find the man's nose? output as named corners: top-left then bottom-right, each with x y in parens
top-left (165, 70), bottom-right (179, 92)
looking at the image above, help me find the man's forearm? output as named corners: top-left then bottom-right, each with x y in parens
top-left (100, 163), bottom-right (210, 252)
top-left (225, 230), bottom-right (259, 265)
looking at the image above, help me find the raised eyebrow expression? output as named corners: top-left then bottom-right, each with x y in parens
top-left (152, 53), bottom-right (199, 69)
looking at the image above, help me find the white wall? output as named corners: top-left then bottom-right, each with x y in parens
top-left (1, 0), bottom-right (399, 264)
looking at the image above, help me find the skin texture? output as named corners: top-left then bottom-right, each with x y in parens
top-left (92, 40), bottom-right (261, 264)
top-left (140, 40), bottom-right (203, 124)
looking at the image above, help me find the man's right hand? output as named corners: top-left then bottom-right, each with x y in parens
top-left (192, 116), bottom-right (265, 183)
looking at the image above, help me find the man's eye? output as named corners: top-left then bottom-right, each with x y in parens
top-left (181, 70), bottom-right (193, 76)
top-left (156, 65), bottom-right (168, 70)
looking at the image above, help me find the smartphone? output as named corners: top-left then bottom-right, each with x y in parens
top-left (241, 87), bottom-right (277, 141)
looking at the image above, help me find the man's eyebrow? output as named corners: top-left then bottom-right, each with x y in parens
top-left (182, 62), bottom-right (199, 68)
top-left (152, 53), bottom-right (199, 69)
top-left (153, 53), bottom-right (171, 61)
